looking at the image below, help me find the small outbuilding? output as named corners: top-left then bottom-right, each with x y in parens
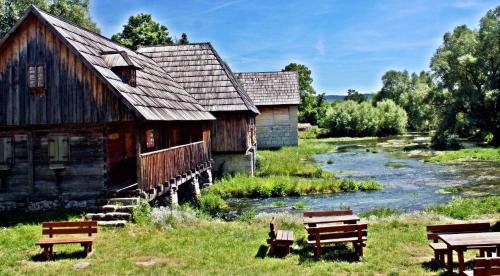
top-left (0, 6), bottom-right (215, 211)
top-left (236, 71), bottom-right (300, 149)
top-left (138, 43), bottom-right (260, 175)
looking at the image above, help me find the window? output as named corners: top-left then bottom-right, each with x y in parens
top-left (28, 64), bottom-right (45, 95)
top-left (111, 67), bottom-right (137, 87)
top-left (146, 129), bottom-right (155, 149)
top-left (48, 135), bottom-right (69, 163)
top-left (0, 137), bottom-right (13, 165)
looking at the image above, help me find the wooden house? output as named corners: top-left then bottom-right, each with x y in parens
top-left (235, 72), bottom-right (300, 149)
top-left (0, 6), bottom-right (215, 211)
top-left (138, 43), bottom-right (260, 175)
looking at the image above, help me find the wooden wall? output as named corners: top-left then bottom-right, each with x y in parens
top-left (0, 15), bottom-right (133, 126)
top-left (211, 112), bottom-right (256, 153)
top-left (0, 125), bottom-right (106, 202)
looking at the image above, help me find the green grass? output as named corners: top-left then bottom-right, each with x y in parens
top-left (2, 206), bottom-right (499, 275)
top-left (360, 208), bottom-right (403, 218)
top-left (206, 174), bottom-right (382, 198)
top-left (427, 196), bottom-right (500, 219)
top-left (256, 139), bottom-right (334, 177)
top-left (426, 147), bottom-right (500, 163)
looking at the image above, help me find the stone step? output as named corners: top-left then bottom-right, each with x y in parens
top-left (102, 204), bottom-right (135, 212)
top-left (97, 220), bottom-right (127, 227)
top-left (85, 212), bottom-right (131, 221)
top-left (107, 197), bottom-right (140, 206)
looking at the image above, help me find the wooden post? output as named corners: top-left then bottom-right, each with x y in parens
top-left (135, 121), bottom-right (142, 191)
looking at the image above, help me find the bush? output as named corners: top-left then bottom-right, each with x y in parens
top-left (431, 131), bottom-right (461, 150)
top-left (298, 126), bottom-right (327, 139)
top-left (427, 196), bottom-right (500, 219)
top-left (271, 182), bottom-right (287, 197)
top-left (320, 99), bottom-right (407, 137)
top-left (199, 192), bottom-right (228, 216)
top-left (132, 200), bottom-right (152, 225)
top-left (376, 99), bottom-right (408, 136)
top-left (340, 178), bottom-right (358, 192)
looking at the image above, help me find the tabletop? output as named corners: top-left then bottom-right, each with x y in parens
top-left (303, 214), bottom-right (360, 225)
top-left (438, 232), bottom-right (500, 248)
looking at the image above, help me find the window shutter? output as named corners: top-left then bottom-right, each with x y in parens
top-left (28, 66), bottom-right (37, 88)
top-left (37, 65), bottom-right (45, 87)
top-left (58, 136), bottom-right (69, 161)
top-left (48, 137), bottom-right (57, 162)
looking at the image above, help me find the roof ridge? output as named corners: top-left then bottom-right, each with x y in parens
top-left (236, 71), bottom-right (298, 75)
top-left (206, 43), bottom-right (259, 114)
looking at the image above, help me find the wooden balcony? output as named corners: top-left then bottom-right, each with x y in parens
top-left (138, 141), bottom-right (209, 192)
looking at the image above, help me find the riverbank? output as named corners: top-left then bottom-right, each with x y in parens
top-left (1, 197), bottom-right (498, 275)
top-left (425, 147), bottom-right (500, 163)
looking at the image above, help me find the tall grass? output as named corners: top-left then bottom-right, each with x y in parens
top-left (427, 196), bottom-right (500, 219)
top-left (207, 174), bottom-right (382, 198)
top-left (426, 147), bottom-right (500, 163)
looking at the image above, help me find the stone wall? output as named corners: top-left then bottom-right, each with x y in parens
top-left (213, 152), bottom-right (255, 176)
top-left (256, 105), bottom-right (298, 149)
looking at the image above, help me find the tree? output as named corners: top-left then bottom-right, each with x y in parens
top-left (344, 89), bottom-right (367, 103)
top-left (111, 13), bottom-right (173, 50)
top-left (0, 0), bottom-right (99, 38)
top-left (282, 63), bottom-right (320, 124)
top-left (430, 6), bottom-right (500, 145)
top-left (372, 70), bottom-right (410, 105)
top-left (178, 33), bottom-right (189, 45)
top-left (376, 99), bottom-right (408, 136)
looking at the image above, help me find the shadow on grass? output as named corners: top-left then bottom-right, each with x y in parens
top-left (30, 250), bottom-right (89, 262)
top-left (284, 238), bottom-right (362, 264)
top-left (0, 208), bottom-right (85, 227)
top-left (421, 259), bottom-right (474, 275)
top-left (255, 245), bottom-right (269, 259)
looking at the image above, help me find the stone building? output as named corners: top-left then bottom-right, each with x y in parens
top-left (138, 43), bottom-right (260, 175)
top-left (235, 72), bottom-right (300, 149)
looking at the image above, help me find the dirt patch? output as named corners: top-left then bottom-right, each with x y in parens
top-left (132, 256), bottom-right (184, 267)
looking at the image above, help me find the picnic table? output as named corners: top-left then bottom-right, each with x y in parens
top-left (303, 214), bottom-right (360, 227)
top-left (439, 232), bottom-right (500, 275)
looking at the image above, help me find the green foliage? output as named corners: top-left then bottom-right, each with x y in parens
top-left (292, 201), bottom-right (309, 209)
top-left (376, 99), bottom-right (408, 136)
top-left (430, 6), bottom-right (500, 145)
top-left (298, 125), bottom-right (327, 139)
top-left (360, 208), bottom-right (402, 218)
top-left (199, 192), bottom-right (228, 216)
top-left (111, 13), bottom-right (174, 50)
top-left (0, 0), bottom-right (99, 37)
top-left (270, 200), bottom-right (288, 207)
top-left (132, 200), bottom-right (152, 225)
top-left (344, 89), bottom-right (367, 103)
top-left (177, 32), bottom-right (189, 45)
top-left (426, 147), bottom-right (500, 163)
top-left (428, 196), bottom-right (500, 219)
top-left (237, 209), bottom-right (256, 223)
top-left (320, 99), bottom-right (407, 137)
top-left (430, 131), bottom-right (461, 150)
top-left (206, 174), bottom-right (382, 198)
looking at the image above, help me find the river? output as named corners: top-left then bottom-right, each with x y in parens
top-left (226, 135), bottom-right (500, 214)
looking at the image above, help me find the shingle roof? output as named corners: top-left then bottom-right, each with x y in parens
top-left (138, 43), bottom-right (259, 114)
top-left (5, 6), bottom-right (215, 121)
top-left (235, 71), bottom-right (300, 106)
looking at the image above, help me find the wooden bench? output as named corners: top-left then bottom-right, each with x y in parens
top-left (36, 221), bottom-right (97, 260)
top-left (303, 210), bottom-right (353, 218)
top-left (307, 223), bottom-right (367, 259)
top-left (427, 222), bottom-right (495, 266)
top-left (267, 217), bottom-right (294, 256)
top-left (465, 257), bottom-right (500, 276)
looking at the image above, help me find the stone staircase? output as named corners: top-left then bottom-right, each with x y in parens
top-left (85, 197), bottom-right (140, 227)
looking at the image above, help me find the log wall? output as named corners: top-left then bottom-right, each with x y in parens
top-left (211, 112), bottom-right (256, 153)
top-left (0, 16), bottom-right (133, 126)
top-left (0, 125), bottom-right (106, 211)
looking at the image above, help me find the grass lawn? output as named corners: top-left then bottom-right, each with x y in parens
top-left (426, 147), bottom-right (500, 163)
top-left (1, 196), bottom-right (499, 275)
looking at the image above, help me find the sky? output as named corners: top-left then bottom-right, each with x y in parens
top-left (90, 0), bottom-right (499, 95)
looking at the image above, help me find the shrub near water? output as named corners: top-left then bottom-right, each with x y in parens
top-left (207, 174), bottom-right (382, 198)
top-left (428, 196), bottom-right (500, 219)
top-left (199, 192), bottom-right (228, 216)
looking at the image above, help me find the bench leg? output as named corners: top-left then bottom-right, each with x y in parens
top-left (355, 242), bottom-right (364, 261)
top-left (313, 246), bottom-right (321, 259)
top-left (479, 249), bottom-right (485, 257)
top-left (439, 251), bottom-right (445, 266)
top-left (41, 246), bottom-right (50, 260)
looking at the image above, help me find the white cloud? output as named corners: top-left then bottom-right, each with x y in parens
top-left (315, 39), bottom-right (326, 56)
top-left (450, 0), bottom-right (480, 9)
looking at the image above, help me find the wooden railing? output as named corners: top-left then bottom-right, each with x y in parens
top-left (138, 141), bottom-right (209, 192)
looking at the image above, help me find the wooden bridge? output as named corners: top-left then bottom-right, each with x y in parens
top-left (137, 141), bottom-right (212, 203)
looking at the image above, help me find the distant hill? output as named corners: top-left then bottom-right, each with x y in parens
top-left (324, 94), bottom-right (374, 104)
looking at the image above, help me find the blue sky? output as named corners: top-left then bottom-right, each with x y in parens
top-left (90, 0), bottom-right (499, 95)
